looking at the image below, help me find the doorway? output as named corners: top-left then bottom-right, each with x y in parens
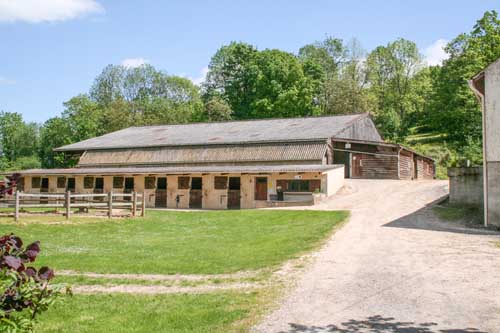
top-left (124, 177), bottom-right (134, 201)
top-left (352, 154), bottom-right (363, 178)
top-left (228, 177), bottom-right (241, 209)
top-left (254, 177), bottom-right (268, 201)
top-left (189, 177), bottom-right (203, 209)
top-left (155, 177), bottom-right (167, 208)
top-left (40, 178), bottom-right (49, 204)
top-left (94, 177), bottom-right (104, 194)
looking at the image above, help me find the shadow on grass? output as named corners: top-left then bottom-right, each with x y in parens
top-left (283, 315), bottom-right (486, 333)
top-left (382, 196), bottom-right (498, 236)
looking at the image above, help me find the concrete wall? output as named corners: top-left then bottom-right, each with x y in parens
top-left (322, 167), bottom-right (345, 197)
top-left (448, 167), bottom-right (484, 206)
top-left (486, 162), bottom-right (500, 225)
top-left (484, 61), bottom-right (500, 226)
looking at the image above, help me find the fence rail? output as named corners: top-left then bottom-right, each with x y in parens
top-left (2, 191), bottom-right (145, 222)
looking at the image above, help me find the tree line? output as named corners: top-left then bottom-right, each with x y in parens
top-left (1, 11), bottom-right (499, 174)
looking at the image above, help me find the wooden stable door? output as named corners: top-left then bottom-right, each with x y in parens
top-left (155, 177), bottom-right (167, 208)
top-left (352, 154), bottom-right (363, 178)
top-left (227, 177), bottom-right (241, 209)
top-left (254, 177), bottom-right (268, 201)
top-left (189, 177), bottom-right (203, 209)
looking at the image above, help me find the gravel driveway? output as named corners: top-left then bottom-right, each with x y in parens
top-left (255, 180), bottom-right (500, 333)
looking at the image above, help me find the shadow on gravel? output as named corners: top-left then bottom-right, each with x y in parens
top-left (382, 196), bottom-right (498, 236)
top-left (283, 315), bottom-right (486, 333)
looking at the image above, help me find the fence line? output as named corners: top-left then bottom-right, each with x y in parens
top-left (2, 191), bottom-right (146, 222)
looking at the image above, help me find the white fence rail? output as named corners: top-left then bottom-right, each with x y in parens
top-left (2, 191), bottom-right (145, 222)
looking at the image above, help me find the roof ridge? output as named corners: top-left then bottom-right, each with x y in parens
top-left (127, 113), bottom-right (369, 130)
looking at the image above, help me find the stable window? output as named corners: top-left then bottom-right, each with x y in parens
top-left (178, 176), bottom-right (190, 189)
top-left (31, 177), bottom-right (41, 189)
top-left (288, 180), bottom-right (310, 192)
top-left (228, 177), bottom-right (241, 190)
top-left (57, 177), bottom-right (66, 189)
top-left (214, 176), bottom-right (228, 190)
top-left (145, 177), bottom-right (156, 190)
top-left (84, 176), bottom-right (94, 189)
top-left (157, 178), bottom-right (167, 190)
top-left (113, 177), bottom-right (124, 189)
top-left (191, 177), bottom-right (202, 190)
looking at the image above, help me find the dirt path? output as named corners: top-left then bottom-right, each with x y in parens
top-left (255, 180), bottom-right (500, 333)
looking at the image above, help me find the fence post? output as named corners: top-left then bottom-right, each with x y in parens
top-left (132, 191), bottom-right (137, 217)
top-left (108, 191), bottom-right (113, 219)
top-left (65, 191), bottom-right (71, 220)
top-left (15, 191), bottom-right (20, 223)
top-left (141, 192), bottom-right (146, 217)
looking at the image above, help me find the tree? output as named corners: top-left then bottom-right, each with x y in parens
top-left (0, 112), bottom-right (40, 171)
top-left (90, 64), bottom-right (202, 125)
top-left (38, 117), bottom-right (73, 168)
top-left (204, 42), bottom-right (319, 119)
top-left (198, 96), bottom-right (233, 122)
top-left (366, 38), bottom-right (425, 139)
top-left (429, 10), bottom-right (500, 147)
top-left (299, 37), bottom-right (372, 115)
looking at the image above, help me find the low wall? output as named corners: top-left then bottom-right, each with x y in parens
top-left (448, 167), bottom-right (484, 206)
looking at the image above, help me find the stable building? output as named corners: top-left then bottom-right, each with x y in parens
top-left (11, 113), bottom-right (435, 209)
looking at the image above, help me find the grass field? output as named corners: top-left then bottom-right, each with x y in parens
top-left (0, 209), bottom-right (349, 332)
top-left (0, 210), bottom-right (348, 274)
top-left (36, 293), bottom-right (258, 333)
top-left (433, 203), bottom-right (483, 224)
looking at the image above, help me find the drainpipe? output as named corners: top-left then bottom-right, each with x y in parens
top-left (468, 78), bottom-right (488, 227)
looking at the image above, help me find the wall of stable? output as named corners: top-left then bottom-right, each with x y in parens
top-left (20, 169), bottom-right (345, 210)
top-left (448, 167), bottom-right (484, 207)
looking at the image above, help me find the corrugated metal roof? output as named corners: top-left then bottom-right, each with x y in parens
top-left (77, 142), bottom-right (327, 167)
top-left (13, 164), bottom-right (342, 176)
top-left (55, 114), bottom-right (367, 151)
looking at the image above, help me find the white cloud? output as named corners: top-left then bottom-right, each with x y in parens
top-left (0, 77), bottom-right (15, 85)
top-left (423, 39), bottom-right (449, 66)
top-left (0, 0), bottom-right (104, 23)
top-left (121, 58), bottom-right (148, 68)
top-left (189, 66), bottom-right (209, 86)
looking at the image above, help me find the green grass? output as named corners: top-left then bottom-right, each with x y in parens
top-left (37, 292), bottom-right (258, 333)
top-left (0, 210), bottom-right (348, 274)
top-left (433, 203), bottom-right (483, 223)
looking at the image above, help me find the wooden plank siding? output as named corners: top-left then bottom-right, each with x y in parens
top-left (399, 150), bottom-right (414, 180)
top-left (351, 154), bottom-right (399, 179)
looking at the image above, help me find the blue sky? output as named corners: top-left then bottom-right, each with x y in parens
top-left (1, 0), bottom-right (499, 123)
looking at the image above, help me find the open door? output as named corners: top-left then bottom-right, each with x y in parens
top-left (155, 177), bottom-right (167, 208)
top-left (124, 177), bottom-right (134, 201)
top-left (228, 177), bottom-right (241, 209)
top-left (352, 154), bottom-right (363, 178)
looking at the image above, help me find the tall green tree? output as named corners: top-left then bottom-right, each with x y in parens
top-left (0, 112), bottom-right (40, 170)
top-left (366, 38), bottom-right (425, 139)
top-left (429, 10), bottom-right (500, 148)
top-left (204, 42), bottom-right (319, 119)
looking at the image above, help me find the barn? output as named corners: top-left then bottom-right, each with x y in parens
top-left (10, 113), bottom-right (434, 209)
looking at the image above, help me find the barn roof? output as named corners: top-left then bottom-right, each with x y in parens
top-left (55, 113), bottom-right (369, 151)
top-left (13, 164), bottom-right (342, 176)
top-left (77, 142), bottom-right (327, 167)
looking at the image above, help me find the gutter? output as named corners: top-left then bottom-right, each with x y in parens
top-left (468, 76), bottom-right (488, 227)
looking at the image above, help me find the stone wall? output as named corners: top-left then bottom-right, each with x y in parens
top-left (448, 167), bottom-right (484, 206)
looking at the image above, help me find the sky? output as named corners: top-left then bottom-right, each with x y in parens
top-left (0, 0), bottom-right (499, 123)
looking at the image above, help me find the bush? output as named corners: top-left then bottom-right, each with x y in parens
top-left (0, 234), bottom-right (67, 333)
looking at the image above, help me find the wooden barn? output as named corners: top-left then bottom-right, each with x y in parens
top-left (8, 113), bottom-right (434, 209)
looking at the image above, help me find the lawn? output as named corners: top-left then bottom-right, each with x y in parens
top-left (0, 210), bottom-right (348, 274)
top-left (36, 292), bottom-right (259, 333)
top-left (0, 209), bottom-right (348, 332)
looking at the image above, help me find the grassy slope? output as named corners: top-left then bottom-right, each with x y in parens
top-left (0, 210), bottom-right (348, 274)
top-left (405, 126), bottom-right (451, 179)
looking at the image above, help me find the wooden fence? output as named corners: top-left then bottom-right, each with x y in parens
top-left (3, 191), bottom-right (145, 222)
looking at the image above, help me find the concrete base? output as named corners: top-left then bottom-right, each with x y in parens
top-left (486, 162), bottom-right (500, 227)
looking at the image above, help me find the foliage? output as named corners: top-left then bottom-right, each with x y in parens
top-left (197, 96), bottom-right (233, 122)
top-left (428, 10), bottom-right (500, 150)
top-left (204, 42), bottom-right (319, 119)
top-left (0, 234), bottom-right (65, 333)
